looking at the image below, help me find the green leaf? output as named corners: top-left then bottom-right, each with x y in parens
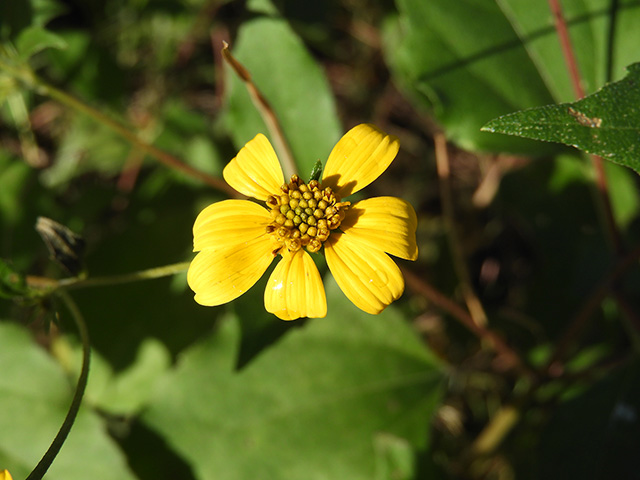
top-left (16, 26), bottom-right (67, 59)
top-left (0, 322), bottom-right (138, 479)
top-left (55, 336), bottom-right (171, 416)
top-left (143, 278), bottom-right (445, 480)
top-left (384, 0), bottom-right (640, 153)
top-left (482, 63), bottom-right (640, 172)
top-left (538, 358), bottom-right (640, 479)
top-left (384, 0), bottom-right (555, 152)
top-left (224, 0), bottom-right (342, 177)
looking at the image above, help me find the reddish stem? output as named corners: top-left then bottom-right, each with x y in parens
top-left (403, 267), bottom-right (534, 378)
top-left (547, 0), bottom-right (622, 254)
top-left (547, 0), bottom-right (585, 99)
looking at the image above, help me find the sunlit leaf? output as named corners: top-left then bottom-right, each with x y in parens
top-left (143, 278), bottom-right (445, 480)
top-left (483, 63), bottom-right (640, 173)
top-left (55, 336), bottom-right (171, 416)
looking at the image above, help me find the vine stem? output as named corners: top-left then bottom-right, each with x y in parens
top-left (25, 261), bottom-right (191, 293)
top-left (547, 0), bottom-right (622, 254)
top-left (220, 41), bottom-right (298, 179)
top-left (0, 57), bottom-right (238, 198)
top-left (25, 291), bottom-right (90, 480)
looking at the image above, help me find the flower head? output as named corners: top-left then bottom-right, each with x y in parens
top-left (0, 470), bottom-right (13, 480)
top-left (188, 124), bottom-right (418, 320)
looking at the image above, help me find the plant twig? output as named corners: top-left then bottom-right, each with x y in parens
top-left (402, 267), bottom-right (534, 378)
top-left (0, 57), bottom-right (238, 197)
top-left (220, 41), bottom-right (298, 179)
top-left (434, 133), bottom-right (488, 328)
top-left (26, 291), bottom-right (90, 480)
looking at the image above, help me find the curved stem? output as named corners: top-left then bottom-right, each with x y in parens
top-left (26, 291), bottom-right (90, 480)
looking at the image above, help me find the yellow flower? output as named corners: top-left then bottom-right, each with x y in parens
top-left (188, 124), bottom-right (418, 320)
top-left (0, 470), bottom-right (13, 480)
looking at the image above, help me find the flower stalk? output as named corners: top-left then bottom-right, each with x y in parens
top-left (26, 261), bottom-right (191, 294)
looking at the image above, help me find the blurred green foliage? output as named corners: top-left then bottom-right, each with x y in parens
top-left (2, 0), bottom-right (640, 479)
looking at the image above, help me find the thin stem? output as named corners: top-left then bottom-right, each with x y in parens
top-left (26, 261), bottom-right (190, 293)
top-left (402, 267), bottom-right (534, 378)
top-left (547, 0), bottom-right (584, 99)
top-left (0, 57), bottom-right (238, 197)
top-left (26, 291), bottom-right (90, 480)
top-left (547, 0), bottom-right (622, 254)
top-left (220, 41), bottom-right (298, 179)
top-left (434, 133), bottom-right (488, 328)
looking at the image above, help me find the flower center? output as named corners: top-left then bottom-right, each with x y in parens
top-left (265, 174), bottom-right (350, 254)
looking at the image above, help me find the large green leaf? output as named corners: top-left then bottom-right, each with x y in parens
top-left (0, 322), bottom-right (137, 480)
top-left (143, 277), bottom-right (445, 480)
top-left (538, 358), bottom-right (640, 479)
top-left (224, 0), bottom-right (342, 178)
top-left (56, 336), bottom-right (171, 416)
top-left (483, 63), bottom-right (640, 173)
top-left (384, 0), bottom-right (640, 153)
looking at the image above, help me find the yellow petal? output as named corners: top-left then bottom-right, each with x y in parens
top-left (340, 196), bottom-right (418, 261)
top-left (223, 133), bottom-right (285, 200)
top-left (0, 471), bottom-right (13, 480)
top-left (264, 249), bottom-right (327, 320)
top-left (322, 124), bottom-right (400, 198)
top-left (193, 200), bottom-right (271, 252)
top-left (325, 233), bottom-right (404, 314)
top-left (187, 234), bottom-right (275, 306)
